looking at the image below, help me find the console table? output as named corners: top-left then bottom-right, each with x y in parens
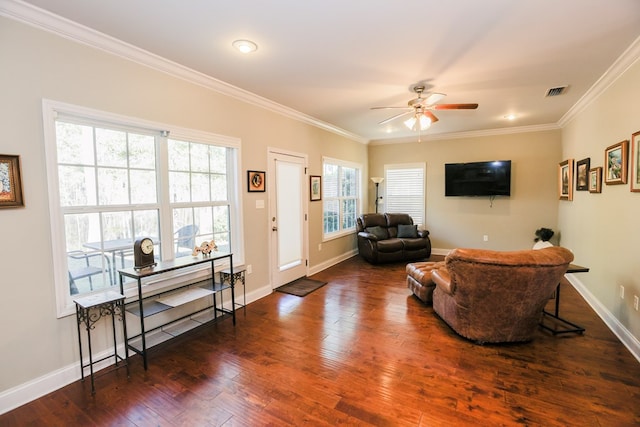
top-left (118, 252), bottom-right (234, 370)
top-left (540, 263), bottom-right (589, 335)
top-left (74, 290), bottom-right (129, 394)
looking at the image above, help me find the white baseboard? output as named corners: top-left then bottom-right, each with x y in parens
top-left (565, 273), bottom-right (640, 363)
top-left (431, 247), bottom-right (452, 257)
top-left (0, 346), bottom-right (121, 415)
top-left (308, 249), bottom-right (358, 276)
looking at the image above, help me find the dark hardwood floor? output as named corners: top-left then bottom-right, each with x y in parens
top-left (2, 256), bottom-right (640, 426)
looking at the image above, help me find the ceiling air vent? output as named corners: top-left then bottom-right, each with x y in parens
top-left (545, 86), bottom-right (568, 97)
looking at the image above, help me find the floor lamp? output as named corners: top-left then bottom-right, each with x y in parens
top-left (371, 177), bottom-right (384, 213)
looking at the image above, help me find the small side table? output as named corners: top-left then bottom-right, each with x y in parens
top-left (220, 266), bottom-right (246, 308)
top-left (74, 290), bottom-right (129, 394)
top-left (540, 263), bottom-right (589, 335)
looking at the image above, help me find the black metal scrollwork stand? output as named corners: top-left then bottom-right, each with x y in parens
top-left (74, 292), bottom-right (129, 394)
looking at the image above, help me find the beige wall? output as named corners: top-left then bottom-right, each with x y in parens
top-left (560, 57), bottom-right (640, 340)
top-left (0, 17), bottom-right (365, 394)
top-left (368, 130), bottom-right (562, 251)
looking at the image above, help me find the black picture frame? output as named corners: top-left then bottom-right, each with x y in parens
top-left (576, 158), bottom-right (590, 191)
top-left (247, 170), bottom-right (265, 192)
top-left (310, 175), bottom-right (321, 201)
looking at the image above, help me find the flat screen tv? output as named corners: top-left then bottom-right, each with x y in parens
top-left (445, 160), bottom-right (511, 197)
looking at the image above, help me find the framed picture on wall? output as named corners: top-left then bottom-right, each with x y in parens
top-left (575, 158), bottom-right (590, 191)
top-left (310, 175), bottom-right (322, 201)
top-left (630, 130), bottom-right (640, 192)
top-left (0, 154), bottom-right (24, 209)
top-left (588, 167), bottom-right (602, 193)
top-left (247, 170), bottom-right (266, 192)
top-left (604, 140), bottom-right (628, 185)
top-left (558, 158), bottom-right (574, 201)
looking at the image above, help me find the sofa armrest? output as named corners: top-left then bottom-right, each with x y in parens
top-left (418, 229), bottom-right (430, 238)
top-left (358, 231), bottom-right (378, 241)
top-left (431, 267), bottom-right (455, 295)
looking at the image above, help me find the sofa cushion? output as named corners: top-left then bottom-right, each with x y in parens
top-left (365, 226), bottom-right (388, 240)
top-left (397, 224), bottom-right (418, 238)
top-left (376, 238), bottom-right (404, 252)
top-left (402, 237), bottom-right (428, 250)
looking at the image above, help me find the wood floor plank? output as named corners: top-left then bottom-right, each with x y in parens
top-left (2, 255), bottom-right (640, 426)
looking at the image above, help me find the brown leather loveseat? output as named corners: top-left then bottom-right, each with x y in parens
top-left (356, 213), bottom-right (431, 264)
top-left (430, 246), bottom-right (574, 343)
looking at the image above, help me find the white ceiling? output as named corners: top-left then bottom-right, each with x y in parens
top-left (10, 0), bottom-right (640, 143)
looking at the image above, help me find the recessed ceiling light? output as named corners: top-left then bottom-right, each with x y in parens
top-left (504, 114), bottom-right (517, 121)
top-left (232, 39), bottom-right (258, 54)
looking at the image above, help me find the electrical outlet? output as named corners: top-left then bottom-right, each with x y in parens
top-left (634, 295), bottom-right (639, 311)
top-left (620, 285), bottom-right (625, 299)
top-left (483, 235), bottom-right (489, 242)
top-left (246, 264), bottom-right (252, 274)
top-left (318, 243), bottom-right (322, 251)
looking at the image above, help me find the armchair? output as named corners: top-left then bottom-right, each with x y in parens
top-left (430, 246), bottom-right (573, 343)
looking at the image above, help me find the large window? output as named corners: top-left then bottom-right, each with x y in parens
top-left (43, 100), bottom-right (242, 316)
top-left (322, 157), bottom-right (362, 239)
top-left (384, 163), bottom-right (426, 226)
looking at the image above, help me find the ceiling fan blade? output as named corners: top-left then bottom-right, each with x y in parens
top-left (378, 111), bottom-right (412, 125)
top-left (370, 106), bottom-right (412, 110)
top-left (424, 92), bottom-right (446, 105)
top-left (433, 103), bottom-right (478, 110)
top-left (424, 111), bottom-right (439, 123)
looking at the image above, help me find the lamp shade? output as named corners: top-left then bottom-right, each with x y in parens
top-left (370, 177), bottom-right (384, 184)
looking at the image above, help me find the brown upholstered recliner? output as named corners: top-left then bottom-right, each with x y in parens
top-left (430, 247), bottom-right (574, 343)
top-left (356, 213), bottom-right (431, 264)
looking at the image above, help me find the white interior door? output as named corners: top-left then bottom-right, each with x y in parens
top-left (268, 150), bottom-right (308, 288)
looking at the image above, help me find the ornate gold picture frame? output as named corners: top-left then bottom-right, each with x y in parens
top-left (0, 154), bottom-right (24, 208)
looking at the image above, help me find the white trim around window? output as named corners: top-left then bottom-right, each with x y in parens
top-left (321, 156), bottom-right (362, 241)
top-left (42, 99), bottom-right (244, 317)
top-left (384, 162), bottom-right (426, 227)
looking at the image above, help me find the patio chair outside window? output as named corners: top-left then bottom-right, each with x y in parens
top-left (68, 251), bottom-right (112, 295)
top-left (175, 225), bottom-right (199, 256)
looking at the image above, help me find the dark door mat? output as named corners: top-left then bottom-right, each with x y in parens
top-left (276, 277), bottom-right (327, 297)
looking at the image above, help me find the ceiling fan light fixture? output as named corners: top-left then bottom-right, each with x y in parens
top-left (404, 116), bottom-right (417, 130)
top-left (232, 39), bottom-right (258, 54)
top-left (418, 114), bottom-right (431, 130)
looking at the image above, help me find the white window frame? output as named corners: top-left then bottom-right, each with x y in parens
top-left (322, 156), bottom-right (362, 240)
top-left (384, 162), bottom-right (426, 227)
top-left (42, 99), bottom-right (244, 317)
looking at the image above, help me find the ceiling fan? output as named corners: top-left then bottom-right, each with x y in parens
top-left (371, 85), bottom-right (478, 139)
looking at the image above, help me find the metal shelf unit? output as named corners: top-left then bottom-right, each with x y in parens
top-left (118, 252), bottom-right (235, 370)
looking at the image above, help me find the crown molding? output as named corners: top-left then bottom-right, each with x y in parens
top-left (0, 0), bottom-right (368, 145)
top-left (559, 34), bottom-right (640, 127)
top-left (369, 123), bottom-right (560, 146)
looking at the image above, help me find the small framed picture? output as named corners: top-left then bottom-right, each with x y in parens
top-left (247, 170), bottom-right (265, 192)
top-left (588, 167), bottom-right (602, 193)
top-left (630, 131), bottom-right (640, 192)
top-left (558, 158), bottom-right (574, 201)
top-left (0, 154), bottom-right (24, 209)
top-left (604, 140), bottom-right (628, 185)
top-left (310, 175), bottom-right (322, 201)
top-left (575, 158), bottom-right (590, 191)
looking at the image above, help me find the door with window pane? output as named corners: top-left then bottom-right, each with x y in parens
top-left (268, 150), bottom-right (307, 288)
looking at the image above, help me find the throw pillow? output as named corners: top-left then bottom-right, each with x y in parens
top-left (365, 226), bottom-right (388, 240)
top-left (397, 224), bottom-right (418, 238)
